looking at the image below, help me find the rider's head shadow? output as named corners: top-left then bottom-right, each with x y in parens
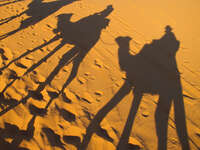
top-left (80, 26), bottom-right (190, 150)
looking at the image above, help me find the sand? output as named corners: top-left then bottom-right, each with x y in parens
top-left (0, 0), bottom-right (200, 150)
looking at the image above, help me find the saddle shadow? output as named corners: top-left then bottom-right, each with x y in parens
top-left (80, 26), bottom-right (190, 150)
top-left (0, 0), bottom-right (78, 40)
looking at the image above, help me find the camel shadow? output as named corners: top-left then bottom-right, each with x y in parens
top-left (0, 0), bottom-right (78, 40)
top-left (80, 26), bottom-right (190, 150)
top-left (28, 5), bottom-right (113, 105)
top-left (0, 5), bottom-right (113, 117)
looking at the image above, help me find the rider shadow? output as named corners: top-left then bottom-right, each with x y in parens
top-left (80, 26), bottom-right (190, 150)
top-left (0, 5), bottom-right (113, 116)
top-left (0, 0), bottom-right (78, 40)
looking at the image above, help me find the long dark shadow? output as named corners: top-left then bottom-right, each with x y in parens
top-left (0, 14), bottom-right (74, 108)
top-left (0, 0), bottom-right (78, 40)
top-left (80, 26), bottom-right (190, 150)
top-left (0, 11), bottom-right (26, 26)
top-left (0, 86), bottom-right (63, 149)
top-left (28, 5), bottom-right (113, 97)
top-left (0, 94), bottom-right (31, 116)
top-left (24, 42), bottom-right (65, 76)
top-left (79, 81), bottom-right (132, 150)
top-left (117, 26), bottom-right (190, 150)
top-left (34, 46), bottom-right (80, 93)
top-left (0, 35), bottom-right (60, 95)
top-left (0, 35), bottom-right (60, 72)
top-left (116, 88), bottom-right (143, 150)
top-left (0, 42), bottom-right (65, 115)
top-left (155, 79), bottom-right (190, 150)
top-left (0, 116), bottom-right (35, 150)
top-left (0, 5), bottom-right (114, 117)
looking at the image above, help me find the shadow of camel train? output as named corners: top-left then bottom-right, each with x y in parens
top-left (23, 4), bottom-right (113, 102)
top-left (0, 5), bottom-right (114, 150)
top-left (79, 26), bottom-right (190, 150)
top-left (0, 5), bottom-right (114, 117)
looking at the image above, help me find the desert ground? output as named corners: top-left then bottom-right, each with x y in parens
top-left (0, 0), bottom-right (200, 150)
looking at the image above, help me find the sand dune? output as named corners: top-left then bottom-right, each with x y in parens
top-left (0, 0), bottom-right (200, 150)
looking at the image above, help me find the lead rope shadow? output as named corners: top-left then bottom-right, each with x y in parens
top-left (80, 26), bottom-right (190, 150)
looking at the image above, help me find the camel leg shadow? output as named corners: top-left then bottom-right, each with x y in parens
top-left (0, 0), bottom-right (24, 7)
top-left (79, 81), bottom-right (132, 150)
top-left (174, 84), bottom-right (190, 150)
top-left (35, 46), bottom-right (80, 93)
top-left (60, 47), bottom-right (87, 92)
top-left (117, 88), bottom-right (143, 150)
top-left (0, 35), bottom-right (60, 97)
top-left (0, 35), bottom-right (60, 72)
top-left (24, 41), bottom-right (65, 76)
top-left (0, 11), bottom-right (26, 25)
top-left (155, 85), bottom-right (190, 150)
